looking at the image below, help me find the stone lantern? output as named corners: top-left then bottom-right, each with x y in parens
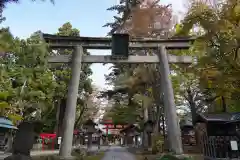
top-left (144, 120), bottom-right (154, 133)
top-left (128, 130), bottom-right (135, 137)
top-left (133, 130), bottom-right (140, 147)
top-left (97, 129), bottom-right (102, 136)
top-left (83, 119), bottom-right (97, 149)
top-left (143, 120), bottom-right (154, 147)
top-left (96, 129), bottom-right (102, 149)
top-left (5, 121), bottom-right (43, 160)
top-left (121, 132), bottom-right (126, 146)
top-left (128, 129), bottom-right (135, 146)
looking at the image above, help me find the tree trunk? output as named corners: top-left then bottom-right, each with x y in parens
top-left (187, 89), bottom-right (198, 125)
top-left (74, 105), bottom-right (85, 129)
top-left (222, 96), bottom-right (227, 112)
top-left (54, 99), bottom-right (61, 133)
top-left (152, 80), bottom-right (163, 134)
top-left (57, 99), bottom-right (67, 137)
top-left (54, 99), bottom-right (66, 148)
top-left (153, 105), bottom-right (160, 134)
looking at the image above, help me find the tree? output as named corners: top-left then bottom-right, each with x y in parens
top-left (0, 22), bottom-right (93, 132)
top-left (74, 85), bottom-right (101, 128)
top-left (52, 22), bottom-right (93, 134)
top-left (0, 28), bottom-right (58, 126)
top-left (103, 0), bottom-right (177, 136)
top-left (103, 0), bottom-right (143, 34)
top-left (176, 0), bottom-right (240, 113)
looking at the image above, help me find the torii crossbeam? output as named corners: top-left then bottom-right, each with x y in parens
top-left (41, 33), bottom-right (194, 158)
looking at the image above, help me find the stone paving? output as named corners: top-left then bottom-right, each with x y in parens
top-left (101, 146), bottom-right (136, 160)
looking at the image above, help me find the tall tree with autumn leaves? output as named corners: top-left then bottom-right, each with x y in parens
top-left (103, 0), bottom-right (240, 131)
top-left (102, 0), bottom-right (178, 134)
top-left (176, 0), bottom-right (240, 113)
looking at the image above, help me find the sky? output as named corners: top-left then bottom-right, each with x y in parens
top-left (1, 0), bottom-right (185, 89)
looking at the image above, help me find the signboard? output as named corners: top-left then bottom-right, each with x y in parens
top-left (110, 129), bottom-right (120, 135)
top-left (107, 124), bottom-right (114, 129)
top-left (116, 125), bottom-right (124, 129)
top-left (104, 124), bottom-right (126, 129)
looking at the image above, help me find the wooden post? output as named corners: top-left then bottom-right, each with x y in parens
top-left (59, 46), bottom-right (83, 158)
top-left (106, 125), bottom-right (108, 144)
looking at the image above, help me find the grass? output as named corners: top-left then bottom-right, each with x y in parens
top-left (135, 154), bottom-right (161, 160)
top-left (84, 152), bottom-right (105, 160)
top-left (31, 151), bottom-right (105, 160)
top-left (134, 153), bottom-right (203, 160)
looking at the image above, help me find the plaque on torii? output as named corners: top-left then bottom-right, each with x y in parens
top-left (41, 33), bottom-right (194, 157)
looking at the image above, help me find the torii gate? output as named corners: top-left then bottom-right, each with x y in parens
top-left (41, 33), bottom-right (194, 158)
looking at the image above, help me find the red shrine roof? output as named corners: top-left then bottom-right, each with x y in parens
top-left (100, 119), bottom-right (113, 124)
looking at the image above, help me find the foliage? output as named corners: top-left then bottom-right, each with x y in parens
top-left (151, 135), bottom-right (164, 154)
top-left (158, 154), bottom-right (193, 160)
top-left (103, 0), bottom-right (240, 138)
top-left (0, 28), bottom-right (57, 125)
top-left (0, 22), bottom-right (95, 132)
top-left (103, 0), bottom-right (143, 34)
top-left (51, 22), bottom-right (94, 130)
top-left (175, 0), bottom-right (240, 113)
top-left (103, 0), bottom-right (176, 131)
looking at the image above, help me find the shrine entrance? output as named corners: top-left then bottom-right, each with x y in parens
top-left (100, 119), bottom-right (127, 144)
top-left (41, 33), bottom-right (194, 158)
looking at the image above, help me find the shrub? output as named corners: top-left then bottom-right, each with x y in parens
top-left (151, 135), bottom-right (164, 154)
top-left (156, 154), bottom-right (194, 160)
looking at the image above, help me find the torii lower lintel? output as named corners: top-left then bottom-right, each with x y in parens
top-left (48, 54), bottom-right (193, 64)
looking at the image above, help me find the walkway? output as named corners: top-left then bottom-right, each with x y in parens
top-left (101, 146), bottom-right (136, 160)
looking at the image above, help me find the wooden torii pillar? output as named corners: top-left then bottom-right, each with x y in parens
top-left (41, 33), bottom-right (194, 158)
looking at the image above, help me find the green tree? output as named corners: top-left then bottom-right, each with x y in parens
top-left (103, 0), bottom-right (176, 135)
top-left (1, 22), bottom-right (94, 133)
top-left (176, 0), bottom-right (240, 113)
top-left (52, 22), bottom-right (93, 134)
top-left (103, 0), bottom-right (142, 34)
top-left (0, 28), bottom-right (58, 125)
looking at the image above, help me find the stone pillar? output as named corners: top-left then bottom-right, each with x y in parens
top-left (124, 135), bottom-right (127, 146)
top-left (134, 135), bottom-right (138, 147)
top-left (100, 136), bottom-right (103, 145)
top-left (87, 133), bottom-right (92, 150)
top-left (158, 46), bottom-right (183, 154)
top-left (59, 46), bottom-right (83, 158)
top-left (147, 133), bottom-right (152, 147)
top-left (97, 136), bottom-right (101, 149)
top-left (142, 130), bottom-right (148, 148)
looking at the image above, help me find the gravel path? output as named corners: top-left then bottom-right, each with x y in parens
top-left (101, 146), bottom-right (136, 160)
